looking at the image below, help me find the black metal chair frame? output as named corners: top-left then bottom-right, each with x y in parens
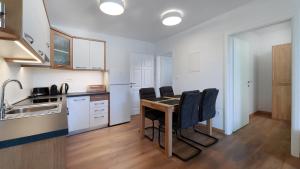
top-left (144, 121), bottom-right (158, 141)
top-left (139, 88), bottom-right (162, 142)
top-left (157, 91), bottom-right (202, 161)
top-left (158, 124), bottom-right (201, 161)
top-left (178, 89), bottom-right (219, 147)
top-left (179, 126), bottom-right (218, 147)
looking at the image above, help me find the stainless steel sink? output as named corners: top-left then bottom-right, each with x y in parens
top-left (6, 105), bottom-right (58, 114)
top-left (3, 103), bottom-right (62, 120)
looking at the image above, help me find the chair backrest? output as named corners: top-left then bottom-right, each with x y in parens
top-left (159, 86), bottom-right (174, 97)
top-left (139, 88), bottom-right (156, 99)
top-left (199, 88), bottom-right (219, 121)
top-left (177, 91), bottom-right (201, 129)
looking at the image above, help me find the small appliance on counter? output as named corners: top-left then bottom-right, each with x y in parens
top-left (32, 87), bottom-right (49, 97)
top-left (29, 87), bottom-right (62, 104)
top-left (60, 83), bottom-right (69, 94)
top-left (50, 85), bottom-right (59, 96)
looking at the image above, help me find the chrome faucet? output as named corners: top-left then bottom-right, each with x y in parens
top-left (0, 79), bottom-right (23, 120)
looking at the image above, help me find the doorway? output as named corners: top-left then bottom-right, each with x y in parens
top-left (231, 21), bottom-right (292, 132)
top-left (129, 53), bottom-right (155, 115)
top-left (156, 54), bottom-right (173, 96)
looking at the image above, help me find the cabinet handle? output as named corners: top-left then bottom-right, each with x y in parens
top-left (76, 66), bottom-right (88, 69)
top-left (38, 50), bottom-right (44, 56)
top-left (24, 33), bottom-right (34, 44)
top-left (44, 54), bottom-right (50, 62)
top-left (73, 98), bottom-right (86, 101)
top-left (94, 116), bottom-right (104, 119)
top-left (95, 109), bottom-right (105, 112)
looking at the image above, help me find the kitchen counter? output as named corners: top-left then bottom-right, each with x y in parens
top-left (0, 95), bottom-right (68, 149)
top-left (66, 92), bottom-right (110, 97)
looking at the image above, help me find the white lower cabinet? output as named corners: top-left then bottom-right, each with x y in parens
top-left (67, 95), bottom-right (109, 134)
top-left (90, 100), bottom-right (109, 128)
top-left (67, 96), bottom-right (90, 132)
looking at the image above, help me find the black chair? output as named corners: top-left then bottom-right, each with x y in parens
top-left (159, 86), bottom-right (175, 97)
top-left (158, 91), bottom-right (202, 161)
top-left (139, 88), bottom-right (163, 141)
top-left (179, 88), bottom-right (219, 147)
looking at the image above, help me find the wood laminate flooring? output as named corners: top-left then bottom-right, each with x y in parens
top-left (66, 114), bottom-right (300, 169)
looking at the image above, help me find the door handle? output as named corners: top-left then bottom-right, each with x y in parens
top-left (130, 82), bottom-right (136, 88)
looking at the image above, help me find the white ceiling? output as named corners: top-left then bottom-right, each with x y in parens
top-left (45, 0), bottom-right (254, 42)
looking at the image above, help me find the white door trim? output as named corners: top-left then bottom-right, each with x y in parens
top-left (291, 12), bottom-right (300, 158)
top-left (224, 18), bottom-right (300, 157)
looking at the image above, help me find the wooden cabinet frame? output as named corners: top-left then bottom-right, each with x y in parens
top-left (50, 29), bottom-right (73, 69)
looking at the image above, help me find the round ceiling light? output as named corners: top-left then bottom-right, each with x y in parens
top-left (161, 10), bottom-right (183, 26)
top-left (99, 0), bottom-right (125, 16)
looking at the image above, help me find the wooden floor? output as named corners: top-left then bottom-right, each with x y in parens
top-left (66, 114), bottom-right (300, 169)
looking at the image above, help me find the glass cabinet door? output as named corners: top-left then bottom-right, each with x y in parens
top-left (50, 29), bottom-right (72, 69)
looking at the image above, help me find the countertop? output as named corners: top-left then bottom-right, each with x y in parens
top-left (66, 92), bottom-right (110, 97)
top-left (0, 95), bottom-right (68, 149)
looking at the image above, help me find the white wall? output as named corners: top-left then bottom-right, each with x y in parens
top-left (0, 58), bottom-right (32, 104)
top-left (156, 0), bottom-right (300, 130)
top-left (236, 22), bottom-right (292, 113)
top-left (28, 68), bottom-right (103, 93)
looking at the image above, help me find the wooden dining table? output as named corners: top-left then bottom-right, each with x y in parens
top-left (139, 95), bottom-right (213, 158)
top-left (140, 97), bottom-right (180, 158)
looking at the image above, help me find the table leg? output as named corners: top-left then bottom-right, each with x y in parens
top-left (140, 104), bottom-right (145, 139)
top-left (207, 119), bottom-right (212, 136)
top-left (164, 108), bottom-right (172, 157)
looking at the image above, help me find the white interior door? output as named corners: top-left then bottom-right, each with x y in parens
top-left (233, 38), bottom-right (251, 132)
top-left (130, 53), bottom-right (154, 115)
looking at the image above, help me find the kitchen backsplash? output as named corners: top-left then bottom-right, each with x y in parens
top-left (0, 58), bottom-right (104, 104)
top-left (28, 68), bottom-right (104, 93)
top-left (0, 58), bottom-right (32, 104)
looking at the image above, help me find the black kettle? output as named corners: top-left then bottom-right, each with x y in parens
top-left (60, 83), bottom-right (69, 94)
top-left (50, 85), bottom-right (59, 96)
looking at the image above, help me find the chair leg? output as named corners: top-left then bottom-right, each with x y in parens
top-left (158, 127), bottom-right (201, 161)
top-left (174, 130), bottom-right (202, 161)
top-left (152, 121), bottom-right (155, 140)
top-left (158, 124), bottom-right (164, 149)
top-left (144, 120), bottom-right (157, 141)
top-left (179, 125), bottom-right (218, 147)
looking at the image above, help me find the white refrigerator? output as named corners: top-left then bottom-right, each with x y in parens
top-left (108, 64), bottom-right (131, 126)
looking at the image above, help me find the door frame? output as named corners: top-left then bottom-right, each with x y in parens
top-left (224, 18), bottom-right (300, 157)
top-left (155, 53), bottom-right (173, 96)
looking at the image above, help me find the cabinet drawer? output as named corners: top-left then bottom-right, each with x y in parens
top-left (90, 107), bottom-right (108, 115)
top-left (90, 113), bottom-right (108, 127)
top-left (90, 95), bottom-right (109, 101)
top-left (90, 100), bottom-right (108, 109)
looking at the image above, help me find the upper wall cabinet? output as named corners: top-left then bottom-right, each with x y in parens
top-left (0, 0), bottom-right (50, 63)
top-left (73, 38), bottom-right (90, 69)
top-left (50, 29), bottom-right (73, 69)
top-left (90, 41), bottom-right (105, 70)
top-left (22, 0), bottom-right (50, 63)
top-left (73, 38), bottom-right (106, 71)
